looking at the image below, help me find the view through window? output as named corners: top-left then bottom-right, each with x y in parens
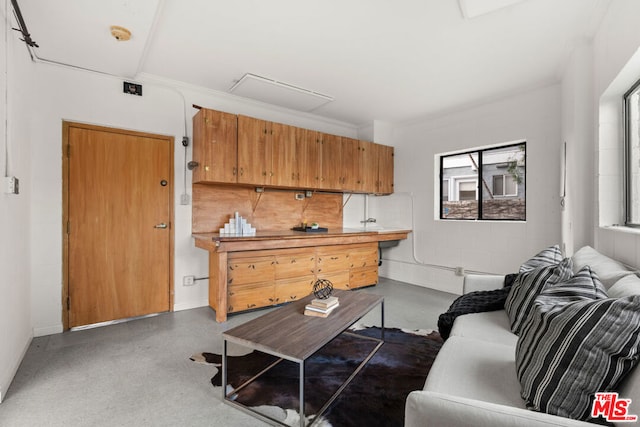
top-left (440, 142), bottom-right (526, 221)
top-left (625, 79), bottom-right (640, 226)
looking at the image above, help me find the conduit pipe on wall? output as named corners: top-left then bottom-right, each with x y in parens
top-left (377, 191), bottom-right (491, 275)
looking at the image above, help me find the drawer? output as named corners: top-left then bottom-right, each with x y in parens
top-left (275, 252), bottom-right (316, 279)
top-left (349, 246), bottom-right (378, 269)
top-left (317, 271), bottom-right (350, 290)
top-left (350, 267), bottom-right (378, 289)
top-left (227, 283), bottom-right (275, 313)
top-left (227, 257), bottom-right (276, 286)
top-left (275, 275), bottom-right (315, 303)
top-left (316, 251), bottom-right (351, 274)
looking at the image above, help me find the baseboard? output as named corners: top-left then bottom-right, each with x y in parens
top-left (173, 299), bottom-right (209, 312)
top-left (33, 324), bottom-right (63, 337)
top-left (0, 332), bottom-right (32, 403)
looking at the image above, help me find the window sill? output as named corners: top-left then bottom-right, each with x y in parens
top-left (600, 225), bottom-right (640, 235)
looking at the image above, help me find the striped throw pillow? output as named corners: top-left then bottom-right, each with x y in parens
top-left (519, 244), bottom-right (563, 273)
top-left (516, 296), bottom-right (640, 422)
top-left (534, 265), bottom-right (607, 308)
top-left (505, 258), bottom-right (573, 335)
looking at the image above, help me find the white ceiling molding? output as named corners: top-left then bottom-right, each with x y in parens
top-left (458, 0), bottom-right (526, 19)
top-left (229, 73), bottom-right (334, 112)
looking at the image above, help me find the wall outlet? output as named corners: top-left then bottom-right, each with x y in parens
top-left (454, 266), bottom-right (465, 276)
top-left (180, 193), bottom-right (190, 205)
top-left (4, 176), bottom-right (19, 194)
top-left (183, 275), bottom-right (195, 286)
top-left (295, 193), bottom-right (304, 200)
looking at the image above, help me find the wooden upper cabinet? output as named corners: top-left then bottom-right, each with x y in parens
top-left (377, 144), bottom-right (394, 194)
top-left (193, 108), bottom-right (394, 194)
top-left (238, 115), bottom-right (271, 185)
top-left (192, 109), bottom-right (237, 184)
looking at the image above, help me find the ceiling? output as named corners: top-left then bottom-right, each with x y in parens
top-left (15, 0), bottom-right (611, 125)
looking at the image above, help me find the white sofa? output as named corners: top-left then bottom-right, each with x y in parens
top-left (406, 246), bottom-right (640, 427)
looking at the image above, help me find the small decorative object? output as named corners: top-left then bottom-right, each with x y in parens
top-left (313, 278), bottom-right (334, 300)
top-left (219, 211), bottom-right (256, 236)
top-left (311, 222), bottom-right (319, 229)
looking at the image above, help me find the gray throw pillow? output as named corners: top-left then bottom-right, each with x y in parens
top-left (516, 295), bottom-right (640, 422)
top-left (534, 265), bottom-right (608, 308)
top-left (505, 258), bottom-right (573, 335)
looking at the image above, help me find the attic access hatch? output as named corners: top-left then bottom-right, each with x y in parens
top-left (229, 73), bottom-right (334, 112)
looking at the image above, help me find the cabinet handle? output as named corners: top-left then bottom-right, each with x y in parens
top-left (239, 168), bottom-right (244, 176)
top-left (270, 171), bottom-right (274, 177)
top-left (262, 171), bottom-right (267, 176)
top-left (233, 167), bottom-right (237, 176)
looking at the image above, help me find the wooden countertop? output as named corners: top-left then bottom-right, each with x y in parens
top-left (193, 228), bottom-right (411, 252)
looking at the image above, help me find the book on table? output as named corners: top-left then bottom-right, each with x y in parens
top-left (304, 296), bottom-right (339, 317)
top-left (309, 296), bottom-right (339, 309)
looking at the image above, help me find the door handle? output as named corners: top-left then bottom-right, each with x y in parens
top-left (154, 223), bottom-right (168, 229)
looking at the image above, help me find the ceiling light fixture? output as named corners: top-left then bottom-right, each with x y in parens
top-left (229, 73), bottom-right (333, 112)
top-left (110, 25), bottom-right (131, 41)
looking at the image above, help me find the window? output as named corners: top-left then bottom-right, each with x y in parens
top-left (440, 142), bottom-right (526, 221)
top-left (493, 174), bottom-right (518, 197)
top-left (625, 79), bottom-right (640, 226)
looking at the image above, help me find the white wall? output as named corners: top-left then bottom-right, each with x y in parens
top-left (23, 65), bottom-right (357, 336)
top-left (374, 85), bottom-right (563, 295)
top-left (592, 0), bottom-right (640, 268)
top-left (0, 3), bottom-right (33, 401)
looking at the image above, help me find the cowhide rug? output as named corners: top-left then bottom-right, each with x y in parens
top-left (191, 326), bottom-right (443, 427)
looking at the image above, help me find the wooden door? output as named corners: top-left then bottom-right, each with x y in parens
top-left (238, 115), bottom-right (270, 185)
top-left (192, 108), bottom-right (237, 184)
top-left (340, 137), bottom-right (359, 191)
top-left (64, 123), bottom-right (173, 328)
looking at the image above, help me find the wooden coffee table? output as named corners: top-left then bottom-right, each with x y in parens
top-left (222, 289), bottom-right (384, 427)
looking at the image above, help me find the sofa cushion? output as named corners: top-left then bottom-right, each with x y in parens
top-left (423, 336), bottom-right (525, 409)
top-left (572, 245), bottom-right (634, 289)
top-left (608, 274), bottom-right (640, 298)
top-left (449, 311), bottom-right (518, 347)
top-left (519, 244), bottom-right (563, 273)
top-left (505, 258), bottom-right (573, 335)
top-left (534, 265), bottom-right (607, 308)
top-left (515, 295), bottom-right (640, 422)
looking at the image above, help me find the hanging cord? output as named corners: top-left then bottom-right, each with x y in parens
top-left (4, 0), bottom-right (9, 177)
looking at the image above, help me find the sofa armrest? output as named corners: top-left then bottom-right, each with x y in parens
top-left (463, 274), bottom-right (506, 294)
top-left (405, 391), bottom-right (590, 427)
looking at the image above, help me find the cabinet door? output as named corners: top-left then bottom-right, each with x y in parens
top-left (238, 115), bottom-right (270, 185)
top-left (275, 275), bottom-right (315, 303)
top-left (357, 140), bottom-right (378, 193)
top-left (319, 133), bottom-right (342, 190)
top-left (227, 256), bottom-right (276, 286)
top-left (340, 137), bottom-right (359, 191)
top-left (270, 122), bottom-right (297, 187)
top-left (377, 144), bottom-right (394, 194)
top-left (298, 128), bottom-right (321, 189)
top-left (192, 109), bottom-right (237, 184)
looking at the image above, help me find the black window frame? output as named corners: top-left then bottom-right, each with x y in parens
top-left (624, 77), bottom-right (640, 227)
top-left (439, 141), bottom-right (527, 221)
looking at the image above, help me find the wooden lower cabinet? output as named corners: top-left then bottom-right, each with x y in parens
top-left (210, 242), bottom-right (379, 321)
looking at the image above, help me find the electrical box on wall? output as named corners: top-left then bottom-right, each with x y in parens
top-left (123, 81), bottom-right (142, 96)
top-left (4, 176), bottom-right (19, 194)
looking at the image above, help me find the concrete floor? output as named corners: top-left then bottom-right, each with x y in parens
top-left (0, 278), bottom-right (456, 427)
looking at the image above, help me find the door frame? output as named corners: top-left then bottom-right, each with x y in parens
top-left (62, 121), bottom-right (175, 330)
